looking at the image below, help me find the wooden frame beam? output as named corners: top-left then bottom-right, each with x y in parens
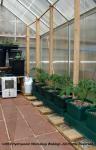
top-left (36, 18), bottom-right (40, 68)
top-left (26, 26), bottom-right (30, 76)
top-left (49, 6), bottom-right (54, 74)
top-left (1, 0), bottom-right (3, 6)
top-left (73, 0), bottom-right (80, 85)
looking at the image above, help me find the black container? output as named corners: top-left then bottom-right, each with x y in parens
top-left (9, 59), bottom-right (25, 76)
top-left (3, 44), bottom-right (19, 50)
top-left (0, 49), bottom-right (6, 67)
top-left (8, 49), bottom-right (22, 59)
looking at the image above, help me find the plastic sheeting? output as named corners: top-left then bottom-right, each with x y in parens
top-left (2, 0), bottom-right (96, 35)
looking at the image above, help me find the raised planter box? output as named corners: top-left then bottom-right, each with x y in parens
top-left (86, 107), bottom-right (96, 133)
top-left (32, 81), bottom-right (72, 112)
top-left (53, 94), bottom-right (72, 109)
top-left (66, 100), bottom-right (93, 121)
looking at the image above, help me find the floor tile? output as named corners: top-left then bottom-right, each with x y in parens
top-left (37, 132), bottom-right (75, 150)
top-left (6, 117), bottom-right (34, 141)
top-left (0, 121), bottom-right (9, 143)
top-left (17, 105), bottom-right (56, 136)
top-left (12, 136), bottom-right (43, 150)
top-left (2, 105), bottom-right (20, 121)
top-left (0, 107), bottom-right (3, 121)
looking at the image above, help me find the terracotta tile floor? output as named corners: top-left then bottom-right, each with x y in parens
top-left (0, 95), bottom-right (75, 150)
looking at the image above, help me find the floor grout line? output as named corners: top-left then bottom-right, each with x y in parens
top-left (36, 138), bottom-right (45, 150)
top-left (35, 130), bottom-right (58, 138)
top-left (13, 136), bottom-right (34, 142)
top-left (0, 104), bottom-right (12, 150)
top-left (16, 105), bottom-right (36, 138)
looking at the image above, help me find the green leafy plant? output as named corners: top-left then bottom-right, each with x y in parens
top-left (73, 79), bottom-right (94, 102)
top-left (59, 75), bottom-right (73, 96)
top-left (49, 74), bottom-right (62, 91)
top-left (32, 67), bottom-right (49, 85)
top-left (15, 52), bottom-right (21, 60)
top-left (87, 80), bottom-right (96, 104)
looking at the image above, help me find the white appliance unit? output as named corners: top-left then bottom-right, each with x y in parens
top-left (1, 77), bottom-right (17, 98)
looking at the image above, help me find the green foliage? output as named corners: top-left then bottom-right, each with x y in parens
top-left (0, 38), bottom-right (19, 46)
top-left (32, 67), bottom-right (49, 84)
top-left (73, 79), bottom-right (94, 101)
top-left (49, 74), bottom-right (62, 91)
top-left (88, 80), bottom-right (96, 104)
top-left (59, 75), bottom-right (73, 96)
top-left (15, 52), bottom-right (21, 60)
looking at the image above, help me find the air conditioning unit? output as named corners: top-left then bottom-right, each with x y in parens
top-left (1, 77), bottom-right (17, 98)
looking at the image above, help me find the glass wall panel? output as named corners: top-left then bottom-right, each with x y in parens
top-left (53, 25), bottom-right (69, 74)
top-left (70, 13), bottom-right (96, 79)
top-left (80, 13), bottom-right (96, 79)
top-left (41, 34), bottom-right (49, 72)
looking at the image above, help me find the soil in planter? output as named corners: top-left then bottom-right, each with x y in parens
top-left (67, 100), bottom-right (93, 121)
top-left (88, 111), bottom-right (96, 116)
top-left (71, 100), bottom-right (93, 107)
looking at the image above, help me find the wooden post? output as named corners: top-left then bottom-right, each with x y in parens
top-left (73, 0), bottom-right (80, 85)
top-left (36, 18), bottom-right (40, 68)
top-left (49, 6), bottom-right (54, 74)
top-left (26, 26), bottom-right (30, 76)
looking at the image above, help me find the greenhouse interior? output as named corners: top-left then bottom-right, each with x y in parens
top-left (0, 0), bottom-right (96, 150)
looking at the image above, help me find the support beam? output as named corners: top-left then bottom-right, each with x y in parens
top-left (26, 26), bottom-right (30, 76)
top-left (1, 0), bottom-right (3, 6)
top-left (49, 6), bottom-right (54, 74)
top-left (73, 0), bottom-right (80, 85)
top-left (36, 18), bottom-right (40, 68)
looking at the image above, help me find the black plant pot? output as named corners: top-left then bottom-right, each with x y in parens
top-left (8, 49), bottom-right (22, 59)
top-left (9, 59), bottom-right (25, 76)
top-left (0, 49), bottom-right (6, 67)
top-left (3, 45), bottom-right (19, 50)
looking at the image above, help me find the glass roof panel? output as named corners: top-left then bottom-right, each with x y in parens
top-left (55, 0), bottom-right (96, 20)
top-left (19, 0), bottom-right (49, 17)
top-left (40, 21), bottom-right (49, 35)
top-left (30, 23), bottom-right (36, 34)
top-left (30, 21), bottom-right (49, 35)
top-left (18, 0), bottom-right (32, 7)
top-left (3, 0), bottom-right (36, 32)
top-left (80, 0), bottom-right (96, 14)
top-left (49, 0), bottom-right (58, 4)
top-left (3, 0), bottom-right (27, 22)
top-left (29, 0), bottom-right (49, 17)
top-left (55, 0), bottom-right (74, 20)
top-left (41, 10), bottom-right (49, 27)
top-left (22, 10), bottom-right (36, 25)
top-left (0, 5), bottom-right (15, 21)
top-left (41, 8), bottom-right (66, 28)
top-left (3, 0), bottom-right (96, 35)
top-left (53, 8), bottom-right (67, 28)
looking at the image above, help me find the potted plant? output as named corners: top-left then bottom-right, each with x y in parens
top-left (53, 75), bottom-right (73, 110)
top-left (42, 74), bottom-right (62, 102)
top-left (66, 79), bottom-right (94, 121)
top-left (0, 39), bottom-right (18, 50)
top-left (85, 81), bottom-right (96, 132)
top-left (9, 52), bottom-right (25, 76)
top-left (32, 68), bottom-right (49, 98)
